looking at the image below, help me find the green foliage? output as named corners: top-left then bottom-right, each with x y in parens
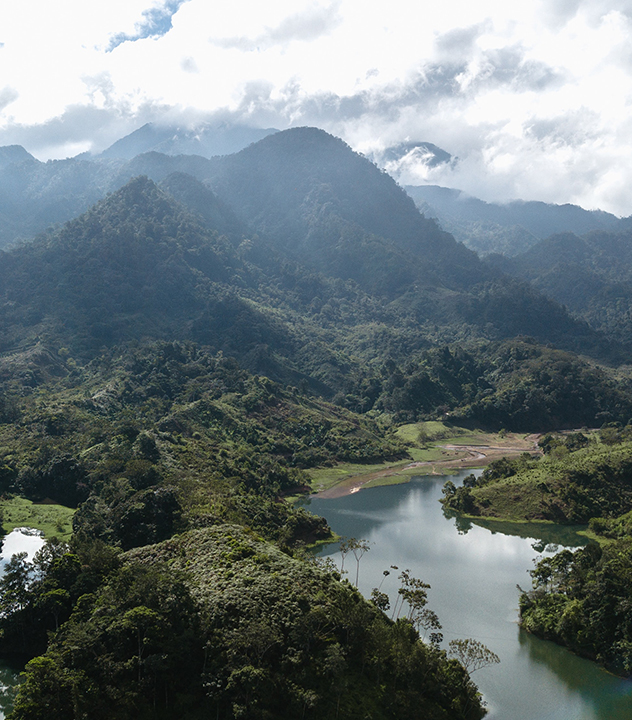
top-left (0, 537), bottom-right (120, 657)
top-left (519, 540), bottom-right (632, 675)
top-left (10, 527), bottom-right (486, 720)
top-left (2, 130), bottom-right (631, 714)
top-left (0, 341), bottom-right (405, 549)
top-left (443, 440), bottom-right (632, 524)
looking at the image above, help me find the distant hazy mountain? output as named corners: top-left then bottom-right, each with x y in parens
top-left (0, 125), bottom-right (623, 362)
top-left (0, 127), bottom-right (615, 368)
top-left (99, 122), bottom-right (278, 160)
top-left (406, 184), bottom-right (623, 256)
top-left (485, 230), bottom-right (632, 346)
top-left (0, 145), bottom-right (35, 169)
top-left (0, 124), bottom-right (277, 248)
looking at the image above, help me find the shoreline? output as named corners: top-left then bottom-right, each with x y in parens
top-left (312, 440), bottom-right (541, 499)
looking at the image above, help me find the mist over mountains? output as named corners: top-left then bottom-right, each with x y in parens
top-left (406, 184), bottom-right (625, 257)
top-left (99, 122), bottom-right (279, 160)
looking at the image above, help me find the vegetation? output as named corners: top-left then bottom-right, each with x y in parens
top-left (1, 498), bottom-right (74, 541)
top-left (442, 433), bottom-right (632, 524)
top-left (488, 229), bottom-right (632, 346)
top-left (5, 527), bottom-right (486, 720)
top-left (519, 540), bottom-right (632, 675)
top-left (439, 424), bottom-right (632, 678)
top-left (2, 126), bottom-right (632, 712)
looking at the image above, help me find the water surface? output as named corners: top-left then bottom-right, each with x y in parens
top-left (306, 471), bottom-right (632, 719)
top-left (0, 528), bottom-right (46, 718)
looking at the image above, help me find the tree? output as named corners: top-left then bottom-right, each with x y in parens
top-left (338, 537), bottom-right (370, 585)
top-left (120, 605), bottom-right (164, 682)
top-left (0, 552), bottom-right (31, 616)
top-left (448, 639), bottom-right (500, 674)
top-left (36, 589), bottom-right (70, 632)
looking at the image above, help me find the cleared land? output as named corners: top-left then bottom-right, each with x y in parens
top-left (310, 422), bottom-right (541, 498)
top-left (1, 497), bottom-right (75, 541)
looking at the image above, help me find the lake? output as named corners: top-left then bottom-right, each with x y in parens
top-left (305, 471), bottom-right (632, 720)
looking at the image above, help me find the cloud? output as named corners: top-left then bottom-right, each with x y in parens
top-left (107, 0), bottom-right (192, 51)
top-left (3, 0), bottom-right (632, 213)
top-left (180, 57), bottom-right (199, 73)
top-left (210, 2), bottom-right (342, 51)
top-left (524, 108), bottom-right (601, 147)
top-left (0, 87), bottom-right (18, 113)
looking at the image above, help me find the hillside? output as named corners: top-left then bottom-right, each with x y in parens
top-left (406, 185), bottom-right (623, 256)
top-left (442, 436), bottom-right (632, 524)
top-left (486, 230), bottom-right (632, 345)
top-left (2, 126), bottom-right (632, 715)
top-left (0, 171), bottom-right (628, 423)
top-left (7, 526), bottom-right (485, 720)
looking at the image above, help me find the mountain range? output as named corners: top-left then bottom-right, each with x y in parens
top-left (0, 128), bottom-right (618, 374)
top-left (406, 184), bottom-right (627, 256)
top-left (2, 124), bottom-right (632, 716)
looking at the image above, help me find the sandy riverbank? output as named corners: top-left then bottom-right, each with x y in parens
top-left (314, 435), bottom-right (541, 499)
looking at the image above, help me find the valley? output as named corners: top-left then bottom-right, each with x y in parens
top-left (0, 126), bottom-right (630, 718)
top-left (309, 423), bottom-right (541, 497)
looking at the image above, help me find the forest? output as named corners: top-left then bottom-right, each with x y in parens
top-left (0, 127), bottom-right (630, 716)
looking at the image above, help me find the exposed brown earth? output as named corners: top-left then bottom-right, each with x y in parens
top-left (315, 434), bottom-right (542, 499)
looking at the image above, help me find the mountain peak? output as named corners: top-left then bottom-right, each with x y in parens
top-left (0, 144), bottom-right (36, 169)
top-left (100, 122), bottom-right (279, 160)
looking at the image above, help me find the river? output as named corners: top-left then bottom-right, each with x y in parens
top-left (305, 470), bottom-right (632, 719)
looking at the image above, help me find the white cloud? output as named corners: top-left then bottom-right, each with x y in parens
top-left (2, 0), bottom-right (632, 212)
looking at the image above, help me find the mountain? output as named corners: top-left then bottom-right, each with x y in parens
top-left (0, 123), bottom-right (278, 249)
top-left (0, 152), bottom-right (122, 247)
top-left (0, 128), bottom-right (620, 371)
top-left (99, 121), bottom-right (278, 159)
top-left (406, 184), bottom-right (623, 256)
top-left (485, 229), bottom-right (632, 345)
top-left (1, 127), bottom-right (631, 716)
top-left (368, 141), bottom-right (454, 179)
top-left (0, 144), bottom-right (35, 169)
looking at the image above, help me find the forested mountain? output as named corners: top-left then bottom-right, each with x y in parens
top-left (2, 126), bottom-right (632, 715)
top-left (0, 161), bottom-right (624, 402)
top-left (486, 230), bottom-right (632, 345)
top-left (0, 124), bottom-right (275, 249)
top-left (406, 184), bottom-right (623, 256)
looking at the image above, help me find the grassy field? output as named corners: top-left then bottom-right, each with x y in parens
top-left (308, 460), bottom-right (411, 493)
top-left (307, 421), bottom-right (538, 495)
top-left (1, 497), bottom-right (75, 541)
top-left (395, 421), bottom-right (463, 444)
top-left (395, 421), bottom-right (535, 447)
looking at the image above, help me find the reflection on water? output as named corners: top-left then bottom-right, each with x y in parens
top-left (0, 528), bottom-right (46, 719)
top-left (517, 630), bottom-right (632, 720)
top-left (306, 471), bottom-right (632, 720)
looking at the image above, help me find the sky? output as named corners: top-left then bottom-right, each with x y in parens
top-left (2, 0), bottom-right (632, 214)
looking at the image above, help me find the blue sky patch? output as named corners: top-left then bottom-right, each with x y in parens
top-left (107, 0), bottom-right (190, 52)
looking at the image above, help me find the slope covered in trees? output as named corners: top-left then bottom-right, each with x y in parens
top-left (486, 230), bottom-right (632, 345)
top-left (6, 527), bottom-right (485, 720)
top-left (1, 126), bottom-right (632, 714)
top-left (406, 184), bottom-right (623, 256)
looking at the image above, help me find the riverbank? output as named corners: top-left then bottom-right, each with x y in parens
top-left (309, 422), bottom-right (541, 498)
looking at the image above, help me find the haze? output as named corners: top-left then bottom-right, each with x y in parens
top-left (2, 0), bottom-right (632, 214)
